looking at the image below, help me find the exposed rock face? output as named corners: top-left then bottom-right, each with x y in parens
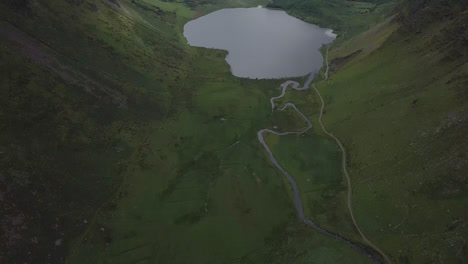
top-left (397, 0), bottom-right (468, 59)
top-left (329, 50), bottom-right (362, 74)
top-left (398, 0), bottom-right (468, 31)
top-left (103, 0), bottom-right (121, 9)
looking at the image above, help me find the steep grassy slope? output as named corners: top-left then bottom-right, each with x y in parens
top-left (305, 2), bottom-right (468, 263)
top-left (267, 0), bottom-right (395, 38)
top-left (0, 0), bottom-right (191, 262)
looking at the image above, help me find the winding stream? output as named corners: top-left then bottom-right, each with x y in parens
top-left (183, 8), bottom-right (389, 263)
top-left (257, 46), bottom-right (385, 264)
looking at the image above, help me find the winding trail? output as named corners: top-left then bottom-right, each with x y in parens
top-left (257, 46), bottom-right (390, 264)
top-left (313, 49), bottom-right (393, 264)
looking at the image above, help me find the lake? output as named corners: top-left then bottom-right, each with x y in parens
top-left (183, 7), bottom-right (336, 79)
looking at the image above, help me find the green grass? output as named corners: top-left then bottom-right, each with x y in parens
top-left (308, 9), bottom-right (468, 263)
top-left (266, 0), bottom-right (396, 39)
top-left (270, 132), bottom-right (359, 236)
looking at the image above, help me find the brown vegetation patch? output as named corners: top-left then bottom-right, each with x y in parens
top-left (329, 49), bottom-right (362, 74)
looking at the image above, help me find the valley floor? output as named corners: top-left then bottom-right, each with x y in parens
top-left (0, 0), bottom-right (466, 263)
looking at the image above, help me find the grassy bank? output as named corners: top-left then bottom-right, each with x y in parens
top-left (304, 2), bottom-right (468, 263)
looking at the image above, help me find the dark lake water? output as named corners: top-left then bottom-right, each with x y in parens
top-left (183, 7), bottom-right (336, 79)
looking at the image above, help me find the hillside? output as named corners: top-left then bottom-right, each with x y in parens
top-left (267, 0), bottom-right (395, 38)
top-left (305, 1), bottom-right (468, 262)
top-left (0, 0), bottom-right (466, 263)
top-left (0, 0), bottom-right (191, 262)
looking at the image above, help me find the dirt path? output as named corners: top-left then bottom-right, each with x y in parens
top-left (313, 47), bottom-right (393, 264)
top-left (257, 46), bottom-right (387, 264)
